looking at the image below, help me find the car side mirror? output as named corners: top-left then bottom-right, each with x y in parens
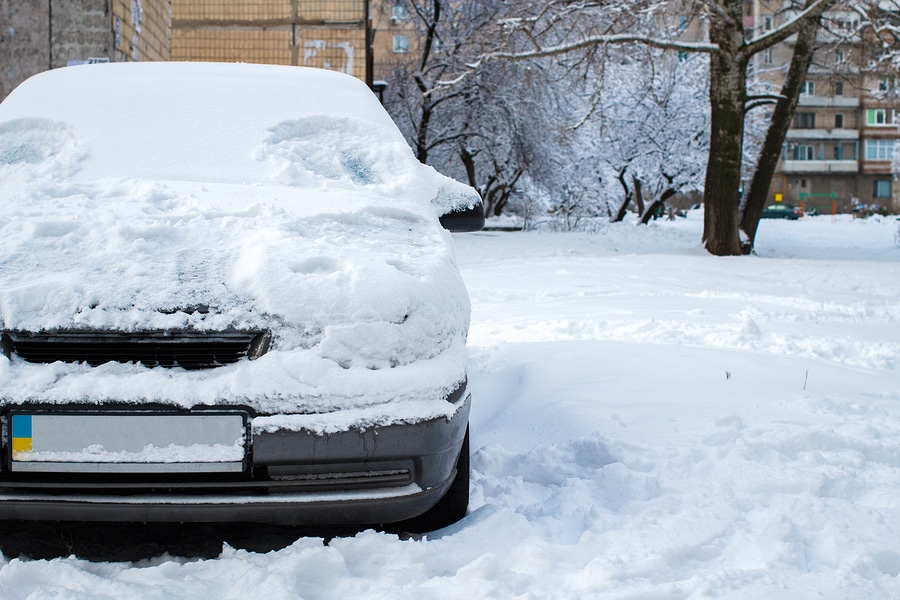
top-left (439, 202), bottom-right (485, 232)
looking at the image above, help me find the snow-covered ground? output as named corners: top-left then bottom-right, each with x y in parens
top-left (2, 213), bottom-right (899, 599)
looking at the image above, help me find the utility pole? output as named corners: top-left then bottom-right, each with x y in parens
top-left (365, 0), bottom-right (373, 89)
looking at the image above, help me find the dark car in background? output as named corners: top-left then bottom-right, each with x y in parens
top-left (760, 203), bottom-right (802, 220)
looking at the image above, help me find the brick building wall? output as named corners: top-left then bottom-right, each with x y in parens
top-left (50, 1), bottom-right (113, 67)
top-left (0, 0), bottom-right (50, 100)
top-left (109, 0), bottom-right (172, 63)
top-left (171, 0), bottom-right (367, 80)
top-left (0, 0), bottom-right (171, 102)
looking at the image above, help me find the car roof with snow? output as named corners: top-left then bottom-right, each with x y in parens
top-left (0, 62), bottom-right (410, 186)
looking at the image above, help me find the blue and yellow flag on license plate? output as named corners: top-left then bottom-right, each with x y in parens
top-left (11, 415), bottom-right (33, 453)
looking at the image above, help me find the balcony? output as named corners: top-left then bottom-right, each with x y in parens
top-left (787, 129), bottom-right (859, 140)
top-left (797, 96), bottom-right (861, 108)
top-left (780, 160), bottom-right (859, 174)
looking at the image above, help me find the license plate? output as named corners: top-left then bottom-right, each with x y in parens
top-left (9, 412), bottom-right (247, 473)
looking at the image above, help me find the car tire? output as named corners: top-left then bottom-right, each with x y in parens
top-left (390, 427), bottom-right (470, 534)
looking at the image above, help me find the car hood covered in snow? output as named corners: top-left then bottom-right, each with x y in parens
top-left (0, 63), bottom-right (475, 430)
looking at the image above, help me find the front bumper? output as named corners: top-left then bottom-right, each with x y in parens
top-left (0, 389), bottom-right (470, 526)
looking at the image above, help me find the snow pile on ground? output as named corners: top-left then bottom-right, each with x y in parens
top-left (1, 213), bottom-right (899, 598)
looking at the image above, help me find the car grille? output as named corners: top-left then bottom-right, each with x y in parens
top-left (1, 330), bottom-right (271, 369)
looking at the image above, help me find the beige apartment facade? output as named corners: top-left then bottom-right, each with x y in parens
top-left (368, 0), bottom-right (417, 80)
top-left (749, 1), bottom-right (900, 214)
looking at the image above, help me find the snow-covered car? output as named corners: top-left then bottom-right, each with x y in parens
top-left (0, 62), bottom-right (483, 529)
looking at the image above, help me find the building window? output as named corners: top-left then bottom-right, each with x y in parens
top-left (677, 15), bottom-right (688, 31)
top-left (865, 139), bottom-right (894, 160)
top-left (792, 144), bottom-right (816, 160)
top-left (835, 17), bottom-right (859, 31)
top-left (873, 180), bottom-right (892, 198)
top-left (866, 109), bottom-right (889, 126)
top-left (801, 80), bottom-right (815, 96)
top-left (835, 113), bottom-right (844, 128)
top-left (391, 3), bottom-right (409, 22)
top-left (764, 16), bottom-right (773, 31)
top-left (834, 81), bottom-right (844, 96)
top-left (763, 49), bottom-right (773, 64)
top-left (834, 145), bottom-right (843, 160)
top-left (835, 49), bottom-right (844, 64)
top-left (392, 35), bottom-right (409, 53)
top-left (793, 112), bottom-right (815, 129)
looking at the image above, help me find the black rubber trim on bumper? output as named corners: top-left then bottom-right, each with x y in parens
top-left (0, 468), bottom-right (457, 526)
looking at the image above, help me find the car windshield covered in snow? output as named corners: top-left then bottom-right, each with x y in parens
top-left (0, 62), bottom-right (480, 529)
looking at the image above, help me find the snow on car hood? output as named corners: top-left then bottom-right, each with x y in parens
top-left (0, 63), bottom-right (475, 428)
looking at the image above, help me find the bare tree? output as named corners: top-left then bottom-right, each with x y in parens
top-left (382, 0), bottom-right (557, 221)
top-left (592, 49), bottom-right (709, 224)
top-left (382, 0), bottom-right (478, 165)
top-left (477, 0), bottom-right (900, 255)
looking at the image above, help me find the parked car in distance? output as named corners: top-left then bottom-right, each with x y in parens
top-left (0, 62), bottom-right (483, 531)
top-left (760, 203), bottom-right (801, 220)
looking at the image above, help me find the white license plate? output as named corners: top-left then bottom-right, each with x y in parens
top-left (9, 412), bottom-right (246, 473)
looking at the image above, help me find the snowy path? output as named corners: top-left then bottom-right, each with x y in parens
top-left (2, 214), bottom-right (899, 599)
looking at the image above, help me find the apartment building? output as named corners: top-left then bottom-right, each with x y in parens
top-left (749, 1), bottom-right (899, 213)
top-left (368, 0), bottom-right (417, 80)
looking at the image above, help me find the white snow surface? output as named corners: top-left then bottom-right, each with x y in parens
top-left (2, 213), bottom-right (899, 598)
top-left (0, 63), bottom-right (478, 424)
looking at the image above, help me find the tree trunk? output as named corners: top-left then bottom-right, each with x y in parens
top-left (740, 12), bottom-right (821, 253)
top-left (460, 145), bottom-right (477, 188)
top-left (492, 168), bottom-right (523, 216)
top-left (415, 96), bottom-right (433, 163)
top-left (413, 0), bottom-right (442, 164)
top-left (641, 199), bottom-right (663, 224)
top-left (702, 10), bottom-right (748, 256)
top-left (640, 188), bottom-right (677, 225)
top-left (612, 167), bottom-right (632, 222)
top-left (632, 174), bottom-right (645, 217)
